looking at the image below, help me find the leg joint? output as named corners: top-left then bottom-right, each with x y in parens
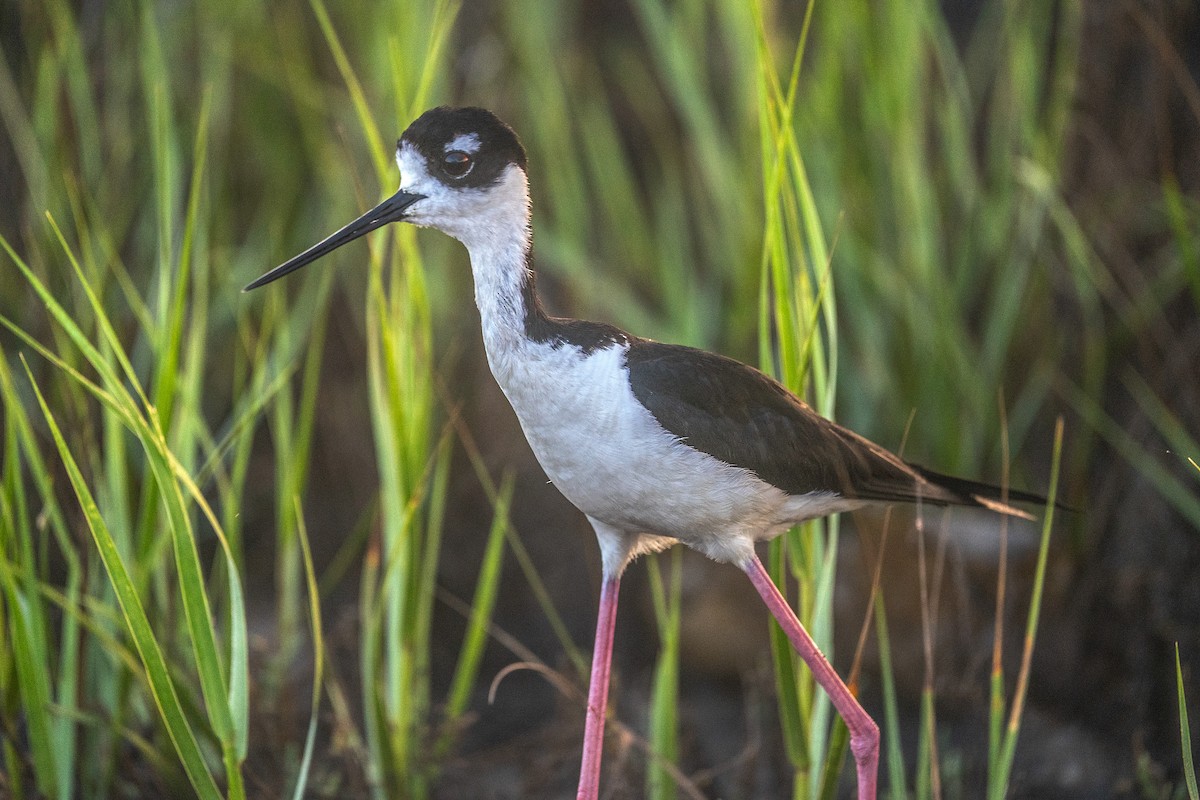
top-left (849, 717), bottom-right (880, 761)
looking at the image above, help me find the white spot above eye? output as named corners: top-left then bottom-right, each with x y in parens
top-left (446, 133), bottom-right (481, 154)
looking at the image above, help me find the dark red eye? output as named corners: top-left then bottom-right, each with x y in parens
top-left (443, 150), bottom-right (473, 178)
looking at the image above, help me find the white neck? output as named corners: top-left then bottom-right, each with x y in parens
top-left (441, 167), bottom-right (541, 366)
top-left (397, 148), bottom-right (540, 362)
top-left (467, 236), bottom-right (535, 357)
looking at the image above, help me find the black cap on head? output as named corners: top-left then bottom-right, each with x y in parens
top-left (400, 106), bottom-right (527, 188)
top-left (245, 107), bottom-right (527, 292)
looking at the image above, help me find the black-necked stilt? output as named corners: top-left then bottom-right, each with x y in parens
top-left (247, 106), bottom-right (1054, 800)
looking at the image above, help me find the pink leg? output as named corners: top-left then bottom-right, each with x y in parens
top-left (577, 573), bottom-right (620, 800)
top-left (742, 553), bottom-right (879, 800)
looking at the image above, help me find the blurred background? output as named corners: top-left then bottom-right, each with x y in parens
top-left (1, 0), bottom-right (1198, 798)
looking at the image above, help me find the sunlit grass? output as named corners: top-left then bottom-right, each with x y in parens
top-left (312, 1), bottom-right (461, 792)
top-left (754, 1), bottom-right (846, 796)
top-left (4, 221), bottom-right (249, 798)
top-left (789, 0), bottom-right (1083, 476)
top-left (1, 0), bottom-right (499, 795)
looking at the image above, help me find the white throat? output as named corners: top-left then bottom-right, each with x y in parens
top-left (397, 146), bottom-right (536, 361)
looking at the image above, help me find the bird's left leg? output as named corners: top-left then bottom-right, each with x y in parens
top-left (741, 552), bottom-right (879, 800)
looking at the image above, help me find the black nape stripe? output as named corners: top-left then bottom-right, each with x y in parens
top-left (519, 248), bottom-right (630, 356)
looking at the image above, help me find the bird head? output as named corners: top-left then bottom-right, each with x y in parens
top-left (245, 106), bottom-right (528, 291)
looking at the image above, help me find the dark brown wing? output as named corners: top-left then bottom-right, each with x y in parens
top-left (624, 340), bottom-right (1040, 512)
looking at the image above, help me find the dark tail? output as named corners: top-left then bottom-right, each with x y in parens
top-left (909, 464), bottom-right (1068, 519)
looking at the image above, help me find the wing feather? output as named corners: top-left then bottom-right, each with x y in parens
top-left (625, 341), bottom-right (961, 505)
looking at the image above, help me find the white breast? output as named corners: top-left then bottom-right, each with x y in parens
top-left (486, 340), bottom-right (819, 563)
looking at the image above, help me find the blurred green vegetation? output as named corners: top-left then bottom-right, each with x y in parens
top-left (1, 0), bottom-right (1197, 797)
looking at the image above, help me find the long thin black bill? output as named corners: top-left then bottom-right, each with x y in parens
top-left (243, 189), bottom-right (424, 291)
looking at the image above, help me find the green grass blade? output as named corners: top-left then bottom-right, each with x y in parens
top-left (308, 0), bottom-right (389, 181)
top-left (0, 553), bottom-right (59, 798)
top-left (22, 358), bottom-right (222, 800)
top-left (5, 295), bottom-right (249, 778)
top-left (440, 472), bottom-right (513, 748)
top-left (1162, 177), bottom-right (1200, 311)
top-left (270, 273), bottom-right (333, 685)
top-left (287, 497), bottom-right (325, 800)
top-left (915, 689), bottom-right (936, 800)
top-left (1, 230), bottom-right (144, 413)
top-left (754, 3), bottom-right (844, 795)
top-left (1121, 370), bottom-right (1200, 490)
top-left (415, 434), bottom-right (455, 768)
top-left (646, 549), bottom-right (682, 800)
top-left (169, 455), bottom-right (251, 765)
top-left (399, 0), bottom-right (461, 121)
top-left (359, 528), bottom-right (387, 797)
top-left (44, 219), bottom-right (243, 792)
top-left (50, 565), bottom-right (81, 800)
top-left (1180, 644), bottom-right (1199, 800)
top-left (817, 718), bottom-right (849, 800)
top-left (874, 592), bottom-right (909, 800)
top-left (989, 417), bottom-right (1063, 798)
top-left (0, 37), bottom-right (49, 209)
top-left (0, 344), bottom-right (75, 800)
top-left (9, 211), bottom-right (248, 795)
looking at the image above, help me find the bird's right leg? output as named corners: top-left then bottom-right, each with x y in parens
top-left (576, 570), bottom-right (620, 800)
top-left (741, 552), bottom-right (879, 800)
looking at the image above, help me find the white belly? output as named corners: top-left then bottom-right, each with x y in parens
top-left (486, 340), bottom-right (818, 559)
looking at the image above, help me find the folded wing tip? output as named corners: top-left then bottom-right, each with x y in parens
top-left (971, 494), bottom-right (1037, 521)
